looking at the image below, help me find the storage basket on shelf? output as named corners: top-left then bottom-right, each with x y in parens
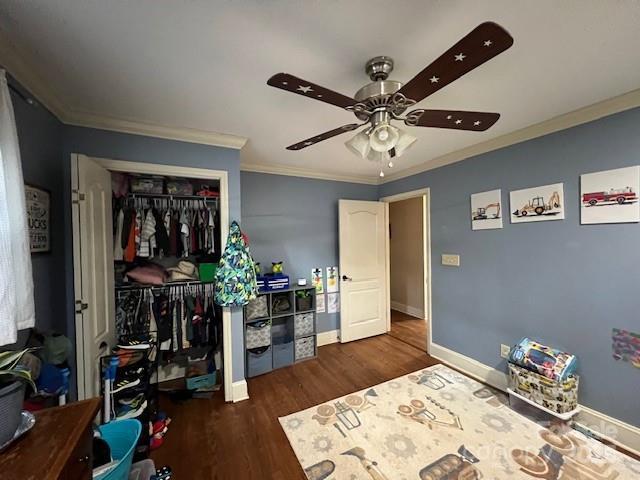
top-left (130, 176), bottom-right (163, 194)
top-left (245, 320), bottom-right (272, 349)
top-left (294, 313), bottom-right (314, 337)
top-left (295, 336), bottom-right (315, 361)
top-left (95, 419), bottom-right (142, 480)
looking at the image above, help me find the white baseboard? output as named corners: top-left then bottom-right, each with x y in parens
top-left (231, 380), bottom-right (249, 403)
top-left (430, 342), bottom-right (640, 455)
top-left (391, 301), bottom-right (425, 319)
top-left (317, 329), bottom-right (340, 346)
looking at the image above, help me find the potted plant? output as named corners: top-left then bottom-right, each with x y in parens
top-left (0, 349), bottom-right (35, 445)
top-left (295, 289), bottom-right (313, 312)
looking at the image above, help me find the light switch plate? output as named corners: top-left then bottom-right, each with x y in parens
top-left (441, 254), bottom-right (460, 267)
top-left (500, 344), bottom-right (511, 359)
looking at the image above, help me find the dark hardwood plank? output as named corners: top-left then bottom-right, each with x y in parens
top-left (151, 333), bottom-right (438, 478)
top-left (388, 309), bottom-right (428, 351)
top-left (151, 323), bottom-right (639, 476)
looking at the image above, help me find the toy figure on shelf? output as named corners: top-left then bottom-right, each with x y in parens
top-left (271, 261), bottom-right (284, 274)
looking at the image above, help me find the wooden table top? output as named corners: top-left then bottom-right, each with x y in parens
top-left (0, 398), bottom-right (101, 480)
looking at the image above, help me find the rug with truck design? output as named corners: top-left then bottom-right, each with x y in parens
top-left (280, 364), bottom-right (640, 479)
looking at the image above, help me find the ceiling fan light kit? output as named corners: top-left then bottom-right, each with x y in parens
top-left (267, 22), bottom-right (514, 178)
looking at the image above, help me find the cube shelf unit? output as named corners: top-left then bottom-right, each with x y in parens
top-left (244, 286), bottom-right (317, 378)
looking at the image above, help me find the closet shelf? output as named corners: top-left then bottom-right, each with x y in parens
top-left (127, 192), bottom-right (218, 202)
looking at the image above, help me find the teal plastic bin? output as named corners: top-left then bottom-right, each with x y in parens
top-left (95, 419), bottom-right (142, 480)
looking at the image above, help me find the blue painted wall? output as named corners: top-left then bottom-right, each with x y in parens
top-left (62, 126), bottom-right (246, 387)
top-left (240, 172), bottom-right (378, 332)
top-left (10, 81), bottom-right (66, 340)
top-left (379, 107), bottom-right (640, 426)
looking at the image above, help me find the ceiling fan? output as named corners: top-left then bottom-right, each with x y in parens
top-left (267, 22), bottom-right (513, 177)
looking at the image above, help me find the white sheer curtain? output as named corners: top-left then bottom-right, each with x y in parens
top-left (0, 70), bottom-right (35, 345)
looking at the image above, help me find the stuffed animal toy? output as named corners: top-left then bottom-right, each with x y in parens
top-left (272, 261), bottom-right (284, 274)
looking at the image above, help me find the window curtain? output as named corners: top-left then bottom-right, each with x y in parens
top-left (0, 70), bottom-right (35, 346)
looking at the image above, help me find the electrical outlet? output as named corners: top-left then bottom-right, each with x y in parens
top-left (500, 344), bottom-right (511, 359)
top-left (441, 254), bottom-right (460, 267)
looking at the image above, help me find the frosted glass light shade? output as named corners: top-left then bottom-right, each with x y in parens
top-left (345, 131), bottom-right (371, 158)
top-left (369, 124), bottom-right (399, 152)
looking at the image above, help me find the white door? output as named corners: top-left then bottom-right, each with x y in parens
top-left (72, 154), bottom-right (115, 400)
top-left (339, 200), bottom-right (388, 342)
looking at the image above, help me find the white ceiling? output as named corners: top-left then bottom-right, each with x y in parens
top-left (1, 1), bottom-right (640, 181)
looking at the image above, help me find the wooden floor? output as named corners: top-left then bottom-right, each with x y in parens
top-left (151, 332), bottom-right (438, 478)
top-left (388, 309), bottom-right (428, 350)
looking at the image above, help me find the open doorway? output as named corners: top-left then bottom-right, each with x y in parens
top-left (382, 189), bottom-right (430, 352)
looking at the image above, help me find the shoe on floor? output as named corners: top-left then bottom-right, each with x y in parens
top-left (117, 339), bottom-right (151, 350)
top-left (112, 377), bottom-right (141, 394)
top-left (118, 393), bottom-right (145, 406)
top-left (113, 349), bottom-right (145, 366)
top-left (116, 398), bottom-right (147, 420)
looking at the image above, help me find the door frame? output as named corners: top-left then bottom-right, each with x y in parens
top-left (72, 155), bottom-right (234, 402)
top-left (380, 188), bottom-right (432, 353)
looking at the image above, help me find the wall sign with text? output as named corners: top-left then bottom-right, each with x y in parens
top-left (25, 184), bottom-right (50, 253)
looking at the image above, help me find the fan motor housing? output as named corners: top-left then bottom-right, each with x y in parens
top-left (353, 57), bottom-right (406, 121)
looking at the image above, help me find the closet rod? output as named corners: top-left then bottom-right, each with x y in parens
top-left (115, 280), bottom-right (215, 292)
top-left (127, 192), bottom-right (218, 202)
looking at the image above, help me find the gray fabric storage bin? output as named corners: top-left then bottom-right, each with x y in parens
top-left (247, 346), bottom-right (273, 377)
top-left (272, 341), bottom-right (294, 369)
top-left (294, 313), bottom-right (314, 336)
top-left (295, 336), bottom-right (315, 360)
top-left (246, 295), bottom-right (269, 320)
top-left (246, 320), bottom-right (271, 349)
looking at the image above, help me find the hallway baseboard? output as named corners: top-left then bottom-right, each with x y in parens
top-left (390, 301), bottom-right (425, 319)
top-left (317, 329), bottom-right (340, 346)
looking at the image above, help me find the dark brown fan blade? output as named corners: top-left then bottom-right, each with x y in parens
top-left (268, 73), bottom-right (358, 109)
top-left (286, 124), bottom-right (360, 150)
top-left (405, 109), bottom-right (500, 131)
top-left (398, 22), bottom-right (513, 104)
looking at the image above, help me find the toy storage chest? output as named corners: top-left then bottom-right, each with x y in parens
top-left (508, 363), bottom-right (579, 415)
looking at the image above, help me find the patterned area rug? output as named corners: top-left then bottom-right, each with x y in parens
top-left (280, 364), bottom-right (640, 479)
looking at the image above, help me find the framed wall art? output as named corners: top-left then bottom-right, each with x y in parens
top-left (510, 183), bottom-right (565, 223)
top-left (580, 166), bottom-right (640, 224)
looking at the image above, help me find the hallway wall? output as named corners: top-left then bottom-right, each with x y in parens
top-left (389, 196), bottom-right (425, 318)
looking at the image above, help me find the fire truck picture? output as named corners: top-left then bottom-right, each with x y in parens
top-left (582, 187), bottom-right (637, 206)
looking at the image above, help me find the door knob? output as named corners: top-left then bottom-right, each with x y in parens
top-left (341, 275), bottom-right (352, 281)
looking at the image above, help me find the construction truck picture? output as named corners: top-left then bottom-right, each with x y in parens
top-left (472, 203), bottom-right (501, 220)
top-left (513, 191), bottom-right (561, 217)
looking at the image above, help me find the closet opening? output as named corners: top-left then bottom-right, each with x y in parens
top-left (72, 156), bottom-right (234, 420)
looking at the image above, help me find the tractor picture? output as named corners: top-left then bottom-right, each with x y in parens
top-left (513, 191), bottom-right (561, 217)
top-left (472, 203), bottom-right (500, 220)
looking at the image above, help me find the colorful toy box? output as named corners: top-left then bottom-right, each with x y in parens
top-left (508, 337), bottom-right (577, 382)
top-left (508, 363), bottom-right (579, 414)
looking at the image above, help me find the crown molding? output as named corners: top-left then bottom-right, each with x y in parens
top-left (381, 87), bottom-right (640, 183)
top-left (0, 26), bottom-right (247, 150)
top-left (65, 110), bottom-right (247, 149)
top-left (240, 161), bottom-right (379, 185)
